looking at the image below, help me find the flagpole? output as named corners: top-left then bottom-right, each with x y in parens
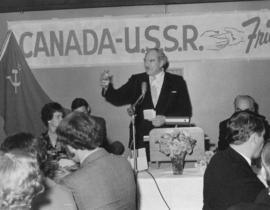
top-left (0, 30), bottom-right (12, 61)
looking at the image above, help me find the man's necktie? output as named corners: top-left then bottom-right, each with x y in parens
top-left (150, 76), bottom-right (158, 107)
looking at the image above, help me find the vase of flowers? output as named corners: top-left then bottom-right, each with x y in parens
top-left (156, 130), bottom-right (197, 175)
top-left (170, 151), bottom-right (187, 174)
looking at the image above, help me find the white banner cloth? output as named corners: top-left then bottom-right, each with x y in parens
top-left (8, 10), bottom-right (270, 68)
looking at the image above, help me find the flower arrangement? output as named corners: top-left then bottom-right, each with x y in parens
top-left (155, 130), bottom-right (197, 174)
top-left (156, 130), bottom-right (197, 159)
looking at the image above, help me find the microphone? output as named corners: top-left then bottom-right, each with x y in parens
top-left (127, 82), bottom-right (147, 116)
top-left (133, 81), bottom-right (147, 107)
top-left (141, 81), bottom-right (147, 96)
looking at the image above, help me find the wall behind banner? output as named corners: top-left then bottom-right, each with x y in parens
top-left (0, 1), bottom-right (270, 150)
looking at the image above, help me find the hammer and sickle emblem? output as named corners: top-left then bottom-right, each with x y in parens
top-left (6, 67), bottom-right (21, 94)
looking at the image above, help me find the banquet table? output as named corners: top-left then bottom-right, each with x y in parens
top-left (137, 166), bottom-right (204, 210)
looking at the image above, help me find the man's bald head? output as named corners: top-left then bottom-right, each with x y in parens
top-left (234, 95), bottom-right (256, 112)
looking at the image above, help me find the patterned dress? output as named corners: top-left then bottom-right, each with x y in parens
top-left (39, 132), bottom-right (73, 179)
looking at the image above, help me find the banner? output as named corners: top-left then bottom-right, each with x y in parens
top-left (8, 10), bottom-right (270, 68)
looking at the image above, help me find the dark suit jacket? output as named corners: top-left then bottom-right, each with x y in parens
top-left (203, 147), bottom-right (265, 210)
top-left (218, 118), bottom-right (230, 151)
top-left (227, 188), bottom-right (270, 210)
top-left (91, 115), bottom-right (124, 155)
top-left (103, 72), bottom-right (192, 149)
top-left (61, 148), bottom-right (136, 210)
top-left (91, 115), bottom-right (107, 146)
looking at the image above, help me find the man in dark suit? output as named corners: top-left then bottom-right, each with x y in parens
top-left (203, 111), bottom-right (266, 210)
top-left (71, 97), bottom-right (125, 155)
top-left (227, 141), bottom-right (270, 210)
top-left (56, 112), bottom-right (136, 210)
top-left (218, 95), bottom-right (270, 151)
top-left (218, 95), bottom-right (256, 151)
top-left (100, 48), bottom-right (192, 160)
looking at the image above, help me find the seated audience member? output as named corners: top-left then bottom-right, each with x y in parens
top-left (218, 95), bottom-right (270, 151)
top-left (218, 95), bottom-right (256, 151)
top-left (0, 150), bottom-right (44, 210)
top-left (1, 132), bottom-right (44, 158)
top-left (0, 132), bottom-right (77, 210)
top-left (203, 110), bottom-right (266, 210)
top-left (227, 142), bottom-right (270, 210)
top-left (71, 97), bottom-right (125, 155)
top-left (56, 112), bottom-right (136, 210)
top-left (40, 102), bottom-right (76, 179)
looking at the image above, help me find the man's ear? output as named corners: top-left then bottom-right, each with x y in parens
top-left (249, 133), bottom-right (259, 145)
top-left (159, 59), bottom-right (165, 69)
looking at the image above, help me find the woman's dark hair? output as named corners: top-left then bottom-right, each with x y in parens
top-left (41, 102), bottom-right (65, 127)
top-left (56, 112), bottom-right (102, 150)
top-left (226, 110), bottom-right (265, 145)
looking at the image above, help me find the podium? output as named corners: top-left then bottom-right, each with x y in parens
top-left (148, 127), bottom-right (205, 163)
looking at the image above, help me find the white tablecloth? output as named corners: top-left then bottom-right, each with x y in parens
top-left (137, 167), bottom-right (204, 210)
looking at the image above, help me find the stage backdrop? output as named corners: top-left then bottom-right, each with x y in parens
top-left (8, 10), bottom-right (270, 68)
top-left (1, 2), bottom-right (270, 149)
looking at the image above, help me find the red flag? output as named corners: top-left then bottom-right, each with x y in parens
top-left (0, 31), bottom-right (52, 136)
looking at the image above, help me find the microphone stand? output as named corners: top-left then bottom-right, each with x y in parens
top-left (131, 110), bottom-right (138, 174)
top-left (130, 94), bottom-right (145, 174)
top-left (129, 89), bottom-right (146, 210)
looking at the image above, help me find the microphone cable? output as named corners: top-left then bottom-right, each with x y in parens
top-left (140, 169), bottom-right (171, 210)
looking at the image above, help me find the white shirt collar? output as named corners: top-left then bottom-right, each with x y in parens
top-left (150, 71), bottom-right (164, 82)
top-left (80, 147), bottom-right (100, 164)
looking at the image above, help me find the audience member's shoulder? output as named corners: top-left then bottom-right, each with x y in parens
top-left (91, 115), bottom-right (105, 123)
top-left (219, 118), bottom-right (229, 126)
top-left (227, 202), bottom-right (270, 210)
top-left (206, 149), bottom-right (231, 168)
top-left (33, 178), bottom-right (76, 210)
top-left (45, 178), bottom-right (72, 193)
top-left (59, 171), bottom-right (79, 188)
top-left (109, 153), bottom-right (133, 168)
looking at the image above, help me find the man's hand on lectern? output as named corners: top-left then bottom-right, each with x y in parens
top-left (152, 115), bottom-right (166, 127)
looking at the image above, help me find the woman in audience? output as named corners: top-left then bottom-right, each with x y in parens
top-left (0, 150), bottom-right (44, 210)
top-left (40, 102), bottom-right (76, 180)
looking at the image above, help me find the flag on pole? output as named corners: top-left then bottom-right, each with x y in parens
top-left (0, 31), bottom-right (52, 136)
